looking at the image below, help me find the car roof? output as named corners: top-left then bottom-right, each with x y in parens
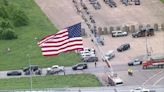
top-left (112, 31), bottom-right (123, 33)
top-left (106, 50), bottom-right (114, 55)
top-left (52, 65), bottom-right (59, 67)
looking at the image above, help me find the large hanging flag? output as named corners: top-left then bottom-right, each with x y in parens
top-left (38, 23), bottom-right (83, 56)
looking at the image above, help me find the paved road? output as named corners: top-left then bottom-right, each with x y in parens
top-left (2, 86), bottom-right (164, 92)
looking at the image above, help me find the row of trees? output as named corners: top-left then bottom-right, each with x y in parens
top-left (0, 0), bottom-right (29, 40)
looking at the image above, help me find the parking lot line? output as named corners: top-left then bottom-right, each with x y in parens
top-left (153, 71), bottom-right (164, 86)
top-left (142, 70), bottom-right (164, 86)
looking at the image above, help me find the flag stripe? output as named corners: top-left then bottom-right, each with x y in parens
top-left (43, 48), bottom-right (83, 56)
top-left (38, 29), bottom-right (68, 46)
top-left (41, 38), bottom-right (82, 47)
top-left (42, 45), bottom-right (83, 56)
top-left (42, 44), bottom-right (83, 52)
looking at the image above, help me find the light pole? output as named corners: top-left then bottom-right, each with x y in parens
top-left (27, 54), bottom-right (33, 91)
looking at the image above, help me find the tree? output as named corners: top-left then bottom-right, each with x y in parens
top-left (0, 6), bottom-right (9, 18)
top-left (3, 0), bottom-right (9, 6)
top-left (12, 9), bottom-right (29, 27)
top-left (0, 18), bottom-right (13, 29)
top-left (1, 28), bottom-right (17, 40)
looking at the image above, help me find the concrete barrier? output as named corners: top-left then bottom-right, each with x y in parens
top-left (154, 23), bottom-right (159, 31)
top-left (161, 23), bottom-right (164, 31)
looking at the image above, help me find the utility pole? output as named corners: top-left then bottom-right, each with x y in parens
top-left (27, 54), bottom-right (33, 91)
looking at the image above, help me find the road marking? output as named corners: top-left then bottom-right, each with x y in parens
top-left (142, 70), bottom-right (164, 86)
top-left (153, 75), bottom-right (164, 86)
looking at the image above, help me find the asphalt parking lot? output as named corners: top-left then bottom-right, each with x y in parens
top-left (83, 31), bottom-right (164, 86)
top-left (35, 0), bottom-right (164, 87)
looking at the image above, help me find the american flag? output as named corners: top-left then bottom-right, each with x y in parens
top-left (38, 23), bottom-right (83, 56)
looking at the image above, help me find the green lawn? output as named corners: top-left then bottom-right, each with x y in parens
top-left (0, 0), bottom-right (80, 70)
top-left (0, 74), bottom-right (100, 90)
top-left (161, 0), bottom-right (164, 3)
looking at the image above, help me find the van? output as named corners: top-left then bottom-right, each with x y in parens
top-left (102, 50), bottom-right (115, 61)
top-left (107, 73), bottom-right (123, 86)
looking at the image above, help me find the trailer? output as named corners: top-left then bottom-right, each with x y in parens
top-left (142, 58), bottom-right (164, 69)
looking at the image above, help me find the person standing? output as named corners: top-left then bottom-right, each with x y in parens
top-left (94, 61), bottom-right (97, 68)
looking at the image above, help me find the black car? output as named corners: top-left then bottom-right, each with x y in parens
top-left (23, 65), bottom-right (39, 72)
top-left (72, 63), bottom-right (88, 70)
top-left (117, 43), bottom-right (130, 52)
top-left (82, 56), bottom-right (98, 62)
top-left (7, 71), bottom-right (22, 76)
top-left (132, 28), bottom-right (154, 38)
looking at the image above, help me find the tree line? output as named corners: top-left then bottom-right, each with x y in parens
top-left (0, 0), bottom-right (29, 40)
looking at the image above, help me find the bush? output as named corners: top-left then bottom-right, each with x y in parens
top-left (0, 6), bottom-right (9, 19)
top-left (0, 18), bottom-right (13, 29)
top-left (1, 28), bottom-right (17, 40)
top-left (12, 9), bottom-right (29, 27)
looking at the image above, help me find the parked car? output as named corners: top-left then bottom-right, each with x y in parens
top-left (24, 69), bottom-right (42, 75)
top-left (47, 65), bottom-right (64, 75)
top-left (128, 59), bottom-right (142, 66)
top-left (102, 50), bottom-right (115, 61)
top-left (132, 28), bottom-right (154, 38)
top-left (7, 71), bottom-right (22, 76)
top-left (72, 63), bottom-right (88, 70)
top-left (23, 65), bottom-right (39, 72)
top-left (23, 65), bottom-right (42, 75)
top-left (82, 56), bottom-right (98, 62)
top-left (112, 31), bottom-right (128, 37)
top-left (80, 52), bottom-right (96, 59)
top-left (117, 43), bottom-right (130, 52)
top-left (130, 87), bottom-right (151, 92)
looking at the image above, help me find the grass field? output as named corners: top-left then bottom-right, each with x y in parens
top-left (0, 0), bottom-right (80, 70)
top-left (0, 74), bottom-right (100, 90)
top-left (161, 0), bottom-right (164, 3)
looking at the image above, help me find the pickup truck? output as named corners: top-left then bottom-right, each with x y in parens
top-left (112, 31), bottom-right (128, 37)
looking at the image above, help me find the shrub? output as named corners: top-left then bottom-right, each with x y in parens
top-left (0, 6), bottom-right (9, 19)
top-left (0, 18), bottom-right (13, 29)
top-left (12, 9), bottom-right (29, 27)
top-left (1, 28), bottom-right (17, 40)
top-left (3, 0), bottom-right (9, 6)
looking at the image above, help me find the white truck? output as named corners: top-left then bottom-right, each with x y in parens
top-left (102, 50), bottom-right (115, 61)
top-left (112, 31), bottom-right (128, 37)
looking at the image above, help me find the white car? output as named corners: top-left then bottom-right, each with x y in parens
top-left (47, 65), bottom-right (64, 75)
top-left (83, 48), bottom-right (95, 53)
top-left (112, 31), bottom-right (128, 37)
top-left (130, 87), bottom-right (150, 92)
top-left (80, 53), bottom-right (96, 58)
top-left (80, 48), bottom-right (95, 54)
top-left (102, 50), bottom-right (115, 61)
top-left (128, 59), bottom-right (142, 66)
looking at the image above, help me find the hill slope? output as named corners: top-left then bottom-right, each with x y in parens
top-left (0, 0), bottom-right (80, 70)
